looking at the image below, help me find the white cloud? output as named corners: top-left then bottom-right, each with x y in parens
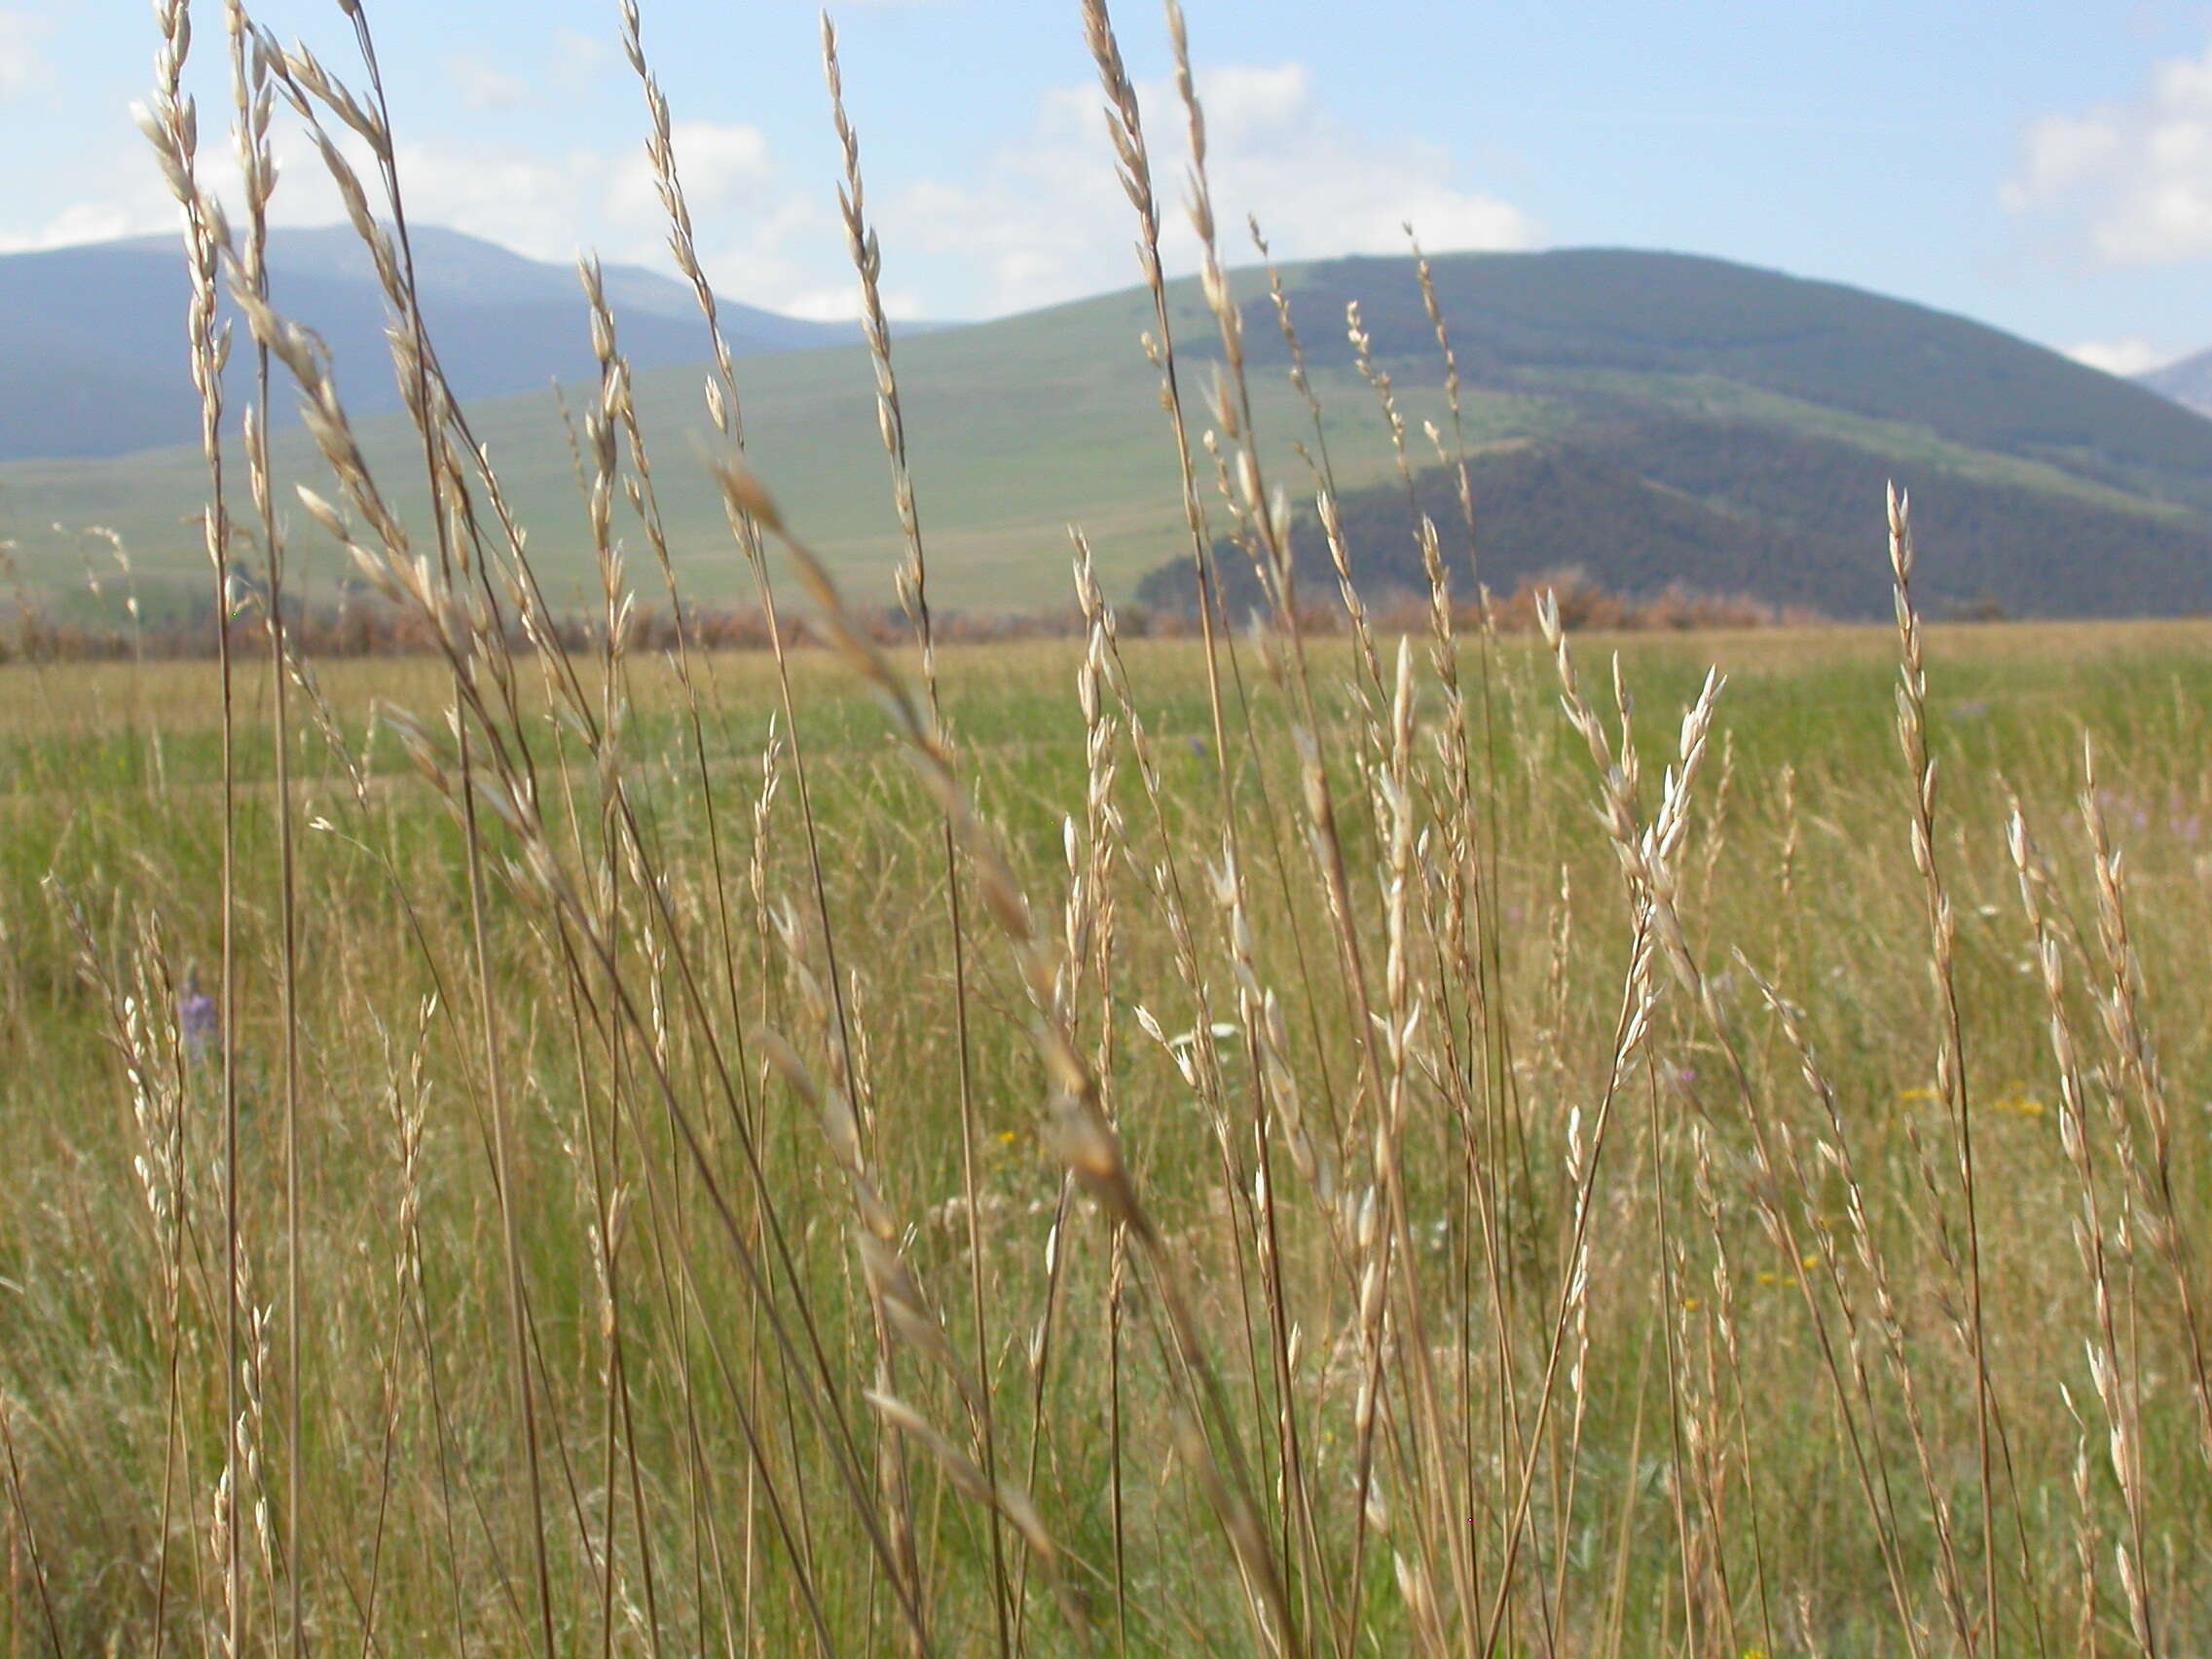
top-left (2066, 337), bottom-right (2178, 376)
top-left (882, 61), bottom-right (1539, 315)
top-left (607, 120), bottom-right (773, 226)
top-left (778, 280), bottom-right (927, 323)
top-left (0, 10), bottom-right (49, 101)
top-left (0, 114), bottom-right (831, 313)
top-left (0, 200), bottom-right (147, 253)
top-left (8, 52), bottom-right (1530, 326)
top-left (550, 27), bottom-right (609, 93)
top-left (0, 122), bottom-right (214, 255)
top-left (2005, 40), bottom-right (2212, 263)
top-left (596, 120), bottom-right (837, 308)
top-left (444, 54), bottom-right (530, 113)
top-left (357, 122), bottom-right (824, 305)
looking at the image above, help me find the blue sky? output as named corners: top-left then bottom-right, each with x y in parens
top-left (11, 1), bottom-right (2212, 368)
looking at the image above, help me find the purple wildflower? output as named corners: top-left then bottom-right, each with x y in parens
top-left (179, 967), bottom-right (218, 1061)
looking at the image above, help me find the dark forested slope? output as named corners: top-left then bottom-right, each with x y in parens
top-left (1139, 411), bottom-right (2212, 621)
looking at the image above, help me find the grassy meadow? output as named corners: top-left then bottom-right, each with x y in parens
top-left (8, 619), bottom-right (2212, 1656)
top-left (8, 0), bottom-right (2212, 1654)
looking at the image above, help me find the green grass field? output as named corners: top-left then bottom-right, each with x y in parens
top-left (7, 618), bottom-right (2212, 1654)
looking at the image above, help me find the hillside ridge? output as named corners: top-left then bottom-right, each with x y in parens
top-left (5, 240), bottom-right (2208, 618)
top-left (2140, 348), bottom-right (2212, 420)
top-left (0, 224), bottom-right (858, 462)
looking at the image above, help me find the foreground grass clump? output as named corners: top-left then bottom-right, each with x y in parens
top-left (5, 1), bottom-right (2211, 1655)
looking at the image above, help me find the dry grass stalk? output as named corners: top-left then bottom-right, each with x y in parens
top-left (2010, 798), bottom-right (2157, 1656)
top-left (1890, 484), bottom-right (2004, 1652)
top-left (821, 25), bottom-right (1014, 1648)
top-left (2075, 745), bottom-right (2212, 1462)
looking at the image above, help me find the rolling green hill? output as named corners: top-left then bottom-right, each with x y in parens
top-left (1241, 250), bottom-right (2212, 512)
top-left (5, 244), bottom-right (2209, 623)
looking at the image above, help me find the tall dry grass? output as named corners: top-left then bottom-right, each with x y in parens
top-left (1, 2), bottom-right (2209, 1656)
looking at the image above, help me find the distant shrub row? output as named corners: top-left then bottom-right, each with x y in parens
top-left (0, 570), bottom-right (1816, 664)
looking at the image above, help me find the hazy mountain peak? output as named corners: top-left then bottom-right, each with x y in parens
top-left (0, 225), bottom-right (857, 462)
top-left (2139, 348), bottom-right (2212, 420)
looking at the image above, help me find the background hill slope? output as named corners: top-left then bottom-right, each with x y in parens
top-left (0, 225), bottom-right (855, 461)
top-left (2140, 349), bottom-right (2212, 420)
top-left (4, 242), bottom-right (2208, 621)
top-left (1242, 249), bottom-right (2212, 513)
top-left (1145, 409), bottom-right (2212, 622)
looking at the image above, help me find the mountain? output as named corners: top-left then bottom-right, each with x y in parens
top-left (1141, 410), bottom-right (2212, 622)
top-left (0, 225), bottom-right (857, 461)
top-left (1135, 249), bottom-right (2212, 620)
top-left (4, 243), bottom-right (2210, 619)
top-left (2139, 349), bottom-right (2212, 420)
top-left (1230, 249), bottom-right (2212, 515)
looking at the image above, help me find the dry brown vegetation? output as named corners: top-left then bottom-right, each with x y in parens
top-left (0, 571), bottom-right (1803, 667)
